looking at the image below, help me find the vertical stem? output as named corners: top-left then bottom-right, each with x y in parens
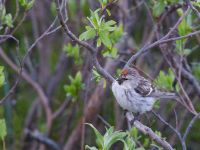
top-left (3, 139), bottom-right (6, 150)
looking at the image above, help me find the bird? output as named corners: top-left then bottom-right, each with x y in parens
top-left (111, 67), bottom-right (178, 115)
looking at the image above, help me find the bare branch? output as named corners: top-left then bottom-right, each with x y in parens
top-left (152, 111), bottom-right (186, 150)
top-left (183, 113), bottom-right (200, 141)
top-left (24, 129), bottom-right (61, 150)
top-left (52, 99), bottom-right (71, 120)
top-left (125, 7), bottom-right (191, 67)
top-left (187, 0), bottom-right (200, 20)
top-left (126, 112), bottom-right (174, 150)
top-left (0, 48), bottom-right (53, 131)
top-left (55, 0), bottom-right (115, 83)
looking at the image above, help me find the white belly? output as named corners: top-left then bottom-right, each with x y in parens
top-left (112, 81), bottom-right (156, 114)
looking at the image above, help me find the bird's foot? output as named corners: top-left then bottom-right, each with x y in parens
top-left (130, 113), bottom-right (141, 125)
top-left (123, 110), bottom-right (128, 116)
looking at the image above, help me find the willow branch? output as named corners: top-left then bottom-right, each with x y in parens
top-left (126, 112), bottom-right (173, 150)
top-left (55, 0), bottom-right (115, 83)
top-left (0, 47), bottom-right (52, 131)
top-left (125, 7), bottom-right (192, 67)
top-left (25, 129), bottom-right (61, 150)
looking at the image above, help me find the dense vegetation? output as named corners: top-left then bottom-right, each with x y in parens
top-left (0, 0), bottom-right (200, 150)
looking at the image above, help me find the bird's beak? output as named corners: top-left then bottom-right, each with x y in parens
top-left (116, 77), bottom-right (128, 85)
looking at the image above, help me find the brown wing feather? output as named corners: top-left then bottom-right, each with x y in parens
top-left (134, 77), bottom-right (154, 96)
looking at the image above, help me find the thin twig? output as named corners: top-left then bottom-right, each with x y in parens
top-left (152, 111), bottom-right (186, 150)
top-left (183, 113), bottom-right (200, 141)
top-left (97, 114), bottom-right (111, 128)
top-left (187, 0), bottom-right (200, 20)
top-left (25, 129), bottom-right (61, 150)
top-left (52, 99), bottom-right (71, 119)
top-left (55, 0), bottom-right (115, 83)
top-left (125, 7), bottom-right (191, 67)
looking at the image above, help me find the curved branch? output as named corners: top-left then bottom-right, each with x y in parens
top-left (125, 7), bottom-right (191, 67)
top-left (183, 113), bottom-right (200, 141)
top-left (0, 48), bottom-right (52, 131)
top-left (126, 112), bottom-right (174, 150)
top-left (55, 0), bottom-right (115, 83)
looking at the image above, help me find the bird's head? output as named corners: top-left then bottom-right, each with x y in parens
top-left (116, 67), bottom-right (138, 84)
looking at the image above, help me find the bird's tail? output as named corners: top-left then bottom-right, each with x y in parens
top-left (149, 91), bottom-right (178, 100)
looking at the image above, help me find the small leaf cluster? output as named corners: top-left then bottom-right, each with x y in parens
top-left (154, 69), bottom-right (180, 91)
top-left (79, 8), bottom-right (123, 58)
top-left (92, 68), bottom-right (107, 88)
top-left (98, 0), bottom-right (115, 16)
top-left (19, 0), bottom-right (35, 10)
top-left (92, 68), bottom-right (103, 82)
top-left (64, 71), bottom-right (84, 101)
top-left (98, 0), bottom-right (109, 8)
top-left (63, 43), bottom-right (82, 65)
top-left (0, 66), bottom-right (5, 87)
top-left (151, 0), bottom-right (180, 17)
top-left (67, 0), bottom-right (89, 18)
top-left (85, 123), bottom-right (144, 150)
top-left (175, 9), bottom-right (193, 55)
top-left (0, 4), bottom-right (13, 29)
top-left (192, 0), bottom-right (200, 8)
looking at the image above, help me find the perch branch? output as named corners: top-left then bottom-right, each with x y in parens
top-left (126, 112), bottom-right (174, 150)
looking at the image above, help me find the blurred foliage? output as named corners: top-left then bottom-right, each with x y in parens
top-left (192, 0), bottom-right (200, 8)
top-left (64, 71), bottom-right (84, 101)
top-left (0, 4), bottom-right (13, 29)
top-left (192, 63), bottom-right (200, 82)
top-left (0, 119), bottom-right (7, 150)
top-left (175, 9), bottom-right (193, 55)
top-left (79, 9), bottom-right (123, 51)
top-left (92, 67), bottom-right (107, 88)
top-left (86, 123), bottom-right (133, 150)
top-left (63, 43), bottom-right (83, 65)
top-left (0, 66), bottom-right (5, 87)
top-left (19, 0), bottom-right (35, 10)
top-left (154, 69), bottom-right (180, 91)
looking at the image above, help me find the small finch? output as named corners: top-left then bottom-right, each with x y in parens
top-left (112, 67), bottom-right (178, 114)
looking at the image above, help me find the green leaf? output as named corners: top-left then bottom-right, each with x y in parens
top-left (79, 27), bottom-right (96, 40)
top-left (175, 9), bottom-right (192, 54)
top-left (63, 43), bottom-right (82, 65)
top-left (86, 123), bottom-right (104, 148)
top-left (19, 0), bottom-right (27, 6)
top-left (92, 68), bottom-right (102, 82)
top-left (106, 9), bottom-right (111, 16)
top-left (97, 38), bottom-right (102, 47)
top-left (85, 145), bottom-right (98, 150)
top-left (4, 13), bottom-right (13, 28)
top-left (102, 47), bottom-right (118, 58)
top-left (26, 0), bottom-right (35, 10)
top-left (154, 69), bottom-right (180, 91)
top-left (110, 24), bottom-right (123, 44)
top-left (193, 1), bottom-right (200, 8)
top-left (0, 6), bottom-right (6, 21)
top-left (50, 2), bottom-right (57, 15)
top-left (153, 1), bottom-right (165, 17)
top-left (130, 127), bottom-right (138, 139)
top-left (105, 20), bottom-right (116, 26)
top-left (64, 71), bottom-right (84, 100)
top-left (103, 127), bottom-right (127, 149)
top-left (0, 119), bottom-right (7, 140)
top-left (123, 134), bottom-right (137, 150)
top-left (99, 31), bottom-right (112, 49)
top-left (192, 64), bottom-right (200, 82)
